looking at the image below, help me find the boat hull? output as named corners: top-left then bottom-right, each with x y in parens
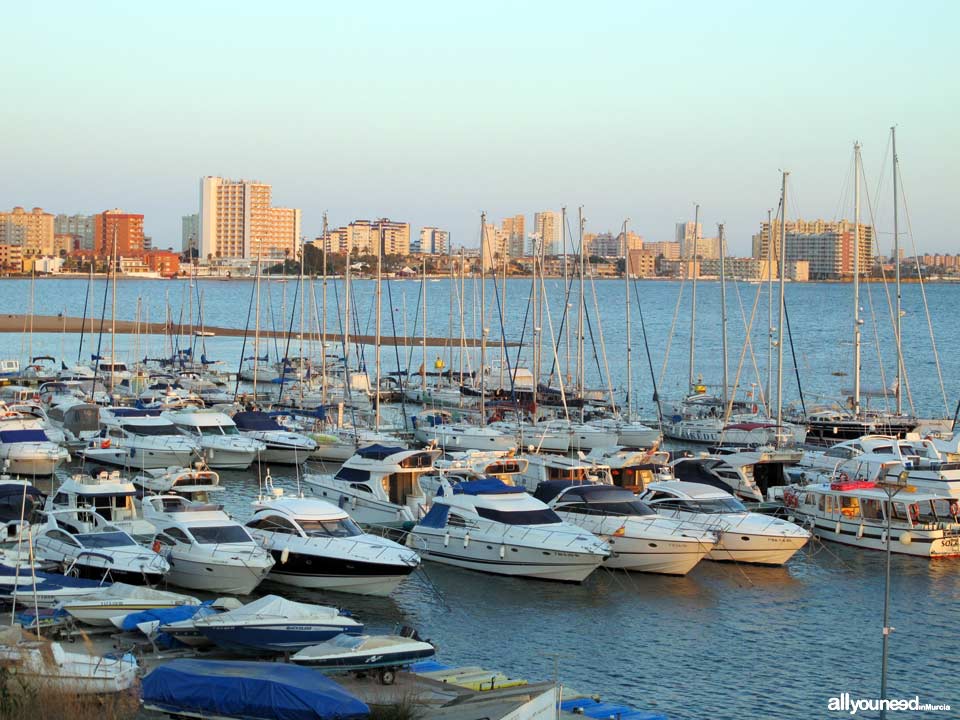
top-left (794, 514), bottom-right (960, 558)
top-left (605, 537), bottom-right (712, 575)
top-left (264, 550), bottom-right (415, 597)
top-left (200, 623), bottom-right (363, 653)
top-left (202, 445), bottom-right (257, 470)
top-left (707, 532), bottom-right (808, 565)
top-left (165, 555), bottom-right (272, 595)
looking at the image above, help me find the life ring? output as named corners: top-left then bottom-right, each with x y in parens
top-left (100, 439), bottom-right (111, 449)
top-left (151, 539), bottom-right (162, 554)
top-left (949, 501), bottom-right (960, 518)
top-left (909, 505), bottom-right (920, 522)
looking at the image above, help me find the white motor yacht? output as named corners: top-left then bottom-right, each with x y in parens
top-left (132, 465), bottom-right (223, 503)
top-left (672, 446), bottom-right (804, 503)
top-left (246, 496), bottom-right (420, 596)
top-left (638, 481), bottom-right (809, 565)
top-left (584, 446), bottom-right (672, 492)
top-left (142, 494), bottom-right (274, 595)
top-left (533, 481), bottom-right (717, 575)
top-left (45, 468), bottom-right (156, 540)
top-left (409, 478), bottom-right (610, 582)
top-left (304, 445), bottom-right (440, 529)
top-left (43, 395), bottom-right (100, 451)
top-left (413, 409), bottom-right (516, 452)
top-left (231, 410), bottom-right (317, 464)
top-left (0, 405), bottom-right (70, 476)
top-left (81, 407), bottom-right (200, 469)
top-left (419, 449), bottom-right (529, 497)
top-left (163, 409), bottom-right (266, 470)
top-left (518, 453), bottom-right (613, 491)
top-left (537, 419), bottom-right (619, 452)
top-left (589, 418), bottom-right (661, 449)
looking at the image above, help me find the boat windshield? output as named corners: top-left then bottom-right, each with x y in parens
top-left (198, 425), bottom-right (239, 436)
top-left (476, 507), bottom-right (561, 526)
top-left (299, 518), bottom-right (363, 538)
top-left (688, 497), bottom-right (747, 514)
top-left (123, 423), bottom-right (179, 436)
top-left (75, 531), bottom-right (137, 547)
top-left (188, 525), bottom-right (253, 544)
top-left (562, 500), bottom-right (656, 517)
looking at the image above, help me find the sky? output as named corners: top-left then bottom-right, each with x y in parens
top-left (1, 1), bottom-right (957, 255)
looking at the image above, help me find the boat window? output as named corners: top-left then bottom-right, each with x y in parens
top-left (447, 513), bottom-right (467, 528)
top-left (861, 499), bottom-right (884, 521)
top-left (688, 498), bottom-right (747, 514)
top-left (560, 500), bottom-right (655, 517)
top-left (823, 496), bottom-right (835, 514)
top-left (188, 525), bottom-right (253, 544)
top-left (476, 507), bottom-right (561, 526)
top-left (199, 426), bottom-right (225, 436)
top-left (803, 493), bottom-right (815, 506)
top-left (75, 531), bottom-right (137, 547)
top-left (247, 515), bottom-right (298, 534)
top-left (300, 517), bottom-right (363, 538)
top-left (335, 466), bottom-right (371, 483)
top-left (642, 491), bottom-right (672, 502)
top-left (109, 428), bottom-right (125, 438)
top-left (155, 533), bottom-right (177, 547)
top-left (222, 426), bottom-right (240, 435)
top-left (839, 496), bottom-right (861, 517)
top-left (818, 494), bottom-right (825, 511)
top-left (164, 527), bottom-right (192, 544)
top-left (399, 453), bottom-right (434, 469)
top-left (873, 445), bottom-right (894, 454)
top-left (45, 529), bottom-right (80, 546)
top-left (349, 483), bottom-right (374, 494)
top-left (122, 423), bottom-right (179, 436)
top-left (52, 492), bottom-right (70, 506)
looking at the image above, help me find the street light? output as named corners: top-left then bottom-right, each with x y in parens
top-left (879, 467), bottom-right (910, 720)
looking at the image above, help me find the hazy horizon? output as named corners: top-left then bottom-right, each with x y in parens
top-left (2, 1), bottom-right (956, 256)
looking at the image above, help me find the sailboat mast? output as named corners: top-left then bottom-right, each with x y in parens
top-left (299, 235), bottom-right (306, 407)
top-left (421, 257), bottom-right (427, 398)
top-left (343, 245), bottom-right (352, 407)
top-left (776, 172), bottom-right (789, 426)
top-left (623, 219), bottom-right (632, 421)
top-left (719, 222), bottom-right (728, 411)
top-left (853, 142), bottom-right (862, 416)
top-left (480, 213), bottom-right (487, 425)
top-left (253, 251), bottom-right (262, 398)
top-left (688, 203), bottom-right (700, 392)
top-left (562, 206), bottom-right (570, 386)
top-left (766, 208), bottom-right (773, 411)
top-left (321, 212), bottom-right (328, 406)
top-left (375, 227), bottom-right (383, 430)
top-left (577, 207), bottom-right (585, 404)
top-left (892, 126), bottom-right (902, 415)
top-left (110, 225), bottom-right (118, 396)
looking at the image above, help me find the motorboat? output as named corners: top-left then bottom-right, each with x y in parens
top-left (533, 481), bottom-right (717, 575)
top-left (292, 631), bottom-right (436, 672)
top-left (585, 446), bottom-right (672, 492)
top-left (487, 419), bottom-right (570, 453)
top-left (0, 564), bottom-right (109, 607)
top-left (142, 659), bottom-right (370, 719)
top-left (638, 481), bottom-right (810, 565)
top-left (246, 496), bottom-right (420, 596)
top-left (419, 449), bottom-right (529, 496)
top-left (671, 446), bottom-right (804, 503)
top-left (409, 478), bottom-right (610, 582)
top-left (663, 393), bottom-right (806, 446)
top-left (45, 469), bottom-right (156, 539)
top-left (308, 427), bottom-right (408, 463)
top-left (58, 582), bottom-right (198, 627)
top-left (0, 477), bottom-right (43, 529)
top-left (163, 409), bottom-right (266, 470)
top-left (589, 417), bottom-right (661, 449)
top-left (81, 407), bottom-right (200, 469)
top-left (88, 356), bottom-right (132, 385)
top-left (413, 409), bottom-right (516, 452)
top-left (799, 405), bottom-right (917, 446)
top-left (142, 494), bottom-right (274, 595)
top-left (133, 465), bottom-right (224, 503)
top-left (305, 445), bottom-right (440, 529)
top-left (782, 478), bottom-right (960, 558)
top-left (191, 594), bottom-right (364, 653)
top-left (518, 453), bottom-right (613, 490)
top-left (43, 395), bottom-right (100, 451)
top-left (0, 626), bottom-right (138, 694)
top-left (158, 603), bottom-right (232, 647)
top-left (33, 509), bottom-right (169, 584)
top-left (231, 410), bottom-right (317, 465)
top-left (536, 418), bottom-right (619, 452)
top-left (0, 408), bottom-right (70, 476)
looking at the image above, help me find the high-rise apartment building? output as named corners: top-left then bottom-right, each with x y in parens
top-left (676, 221), bottom-right (721, 259)
top-left (54, 214), bottom-right (95, 251)
top-left (480, 223), bottom-right (509, 270)
top-left (533, 211), bottom-right (562, 255)
top-left (751, 218), bottom-right (873, 279)
top-left (0, 207), bottom-right (55, 256)
top-left (645, 241), bottom-right (681, 259)
top-left (198, 176), bottom-right (301, 260)
top-left (314, 219), bottom-right (410, 255)
top-left (94, 209), bottom-right (145, 257)
top-left (182, 213), bottom-right (199, 253)
top-left (502, 215), bottom-right (525, 258)
top-left (415, 227), bottom-right (449, 254)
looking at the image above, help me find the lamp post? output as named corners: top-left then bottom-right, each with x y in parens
top-left (879, 468), bottom-right (909, 720)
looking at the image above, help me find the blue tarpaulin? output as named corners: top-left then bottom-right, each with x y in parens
top-left (142, 659), bottom-right (370, 720)
top-left (452, 478), bottom-right (525, 496)
top-left (120, 603), bottom-right (205, 632)
top-left (234, 411), bottom-right (283, 431)
top-left (0, 429), bottom-right (49, 443)
top-left (355, 444), bottom-right (405, 460)
top-left (418, 503), bottom-right (449, 529)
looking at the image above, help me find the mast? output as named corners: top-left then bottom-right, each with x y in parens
top-left (532, 234), bottom-right (540, 410)
top-left (298, 236), bottom-right (306, 407)
top-left (688, 204), bottom-right (700, 392)
top-left (109, 225), bottom-right (118, 397)
top-left (321, 212), bottom-right (328, 406)
top-left (374, 226), bottom-right (383, 430)
top-left (577, 207), bottom-right (585, 407)
top-left (458, 248), bottom-right (465, 393)
top-left (853, 142), bottom-right (862, 416)
top-left (892, 126), bottom-right (902, 415)
top-left (253, 250), bottom-right (262, 399)
top-left (766, 208), bottom-right (773, 412)
top-left (562, 206), bottom-right (570, 386)
top-left (719, 222), bottom-right (728, 411)
top-left (343, 243), bottom-right (352, 407)
top-left (623, 219), bottom-right (632, 420)
top-left (776, 172), bottom-right (789, 426)
top-left (421, 257), bottom-right (427, 398)
top-left (480, 212), bottom-right (487, 424)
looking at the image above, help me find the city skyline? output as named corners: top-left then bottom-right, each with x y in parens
top-left (1, 2), bottom-right (956, 256)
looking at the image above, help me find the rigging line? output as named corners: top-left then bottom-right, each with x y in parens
top-left (232, 275), bottom-right (258, 401)
top-left (539, 263), bottom-right (570, 419)
top-left (545, 263), bottom-right (578, 385)
top-left (724, 262), bottom-right (765, 424)
top-left (264, 275), bottom-right (281, 363)
top-left (403, 279), bottom-right (423, 386)
top-left (92, 258), bottom-right (112, 385)
top-left (489, 256), bottom-right (521, 410)
top-left (384, 275), bottom-right (409, 425)
top-left (509, 274), bottom-right (535, 392)
top-left (277, 269), bottom-right (303, 404)
top-left (658, 274), bottom-right (686, 391)
top-left (730, 276), bottom-right (767, 411)
top-left (331, 276), bottom-right (361, 434)
top-left (586, 259), bottom-right (617, 413)
top-left (782, 296), bottom-right (807, 418)
top-left (833, 150), bottom-right (856, 224)
top-left (77, 268), bottom-right (92, 363)
top-left (631, 277), bottom-right (663, 430)
top-left (898, 161), bottom-right (949, 416)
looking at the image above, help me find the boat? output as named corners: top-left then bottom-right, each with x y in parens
top-left (533, 481), bottom-right (717, 575)
top-left (536, 418), bottom-right (619, 452)
top-left (231, 410), bottom-right (318, 465)
top-left (132, 464), bottom-right (224, 502)
top-left (412, 409), bottom-right (516, 452)
top-left (637, 481), bottom-right (810, 565)
top-left (142, 659), bottom-right (370, 719)
top-left (33, 508), bottom-right (170, 584)
top-left (783, 479), bottom-right (960, 557)
top-left (81, 407), bottom-right (200, 469)
top-left (142, 494), bottom-right (274, 594)
top-left (0, 477), bottom-right (43, 532)
top-left (59, 582), bottom-right (198, 627)
top-left (291, 631), bottom-right (436, 672)
top-left (192, 594), bottom-right (364, 653)
top-left (419, 449), bottom-right (529, 496)
top-left (0, 410), bottom-right (71, 476)
top-left (519, 452), bottom-right (613, 489)
top-left (43, 395), bottom-right (100, 451)
top-left (584, 446), bottom-right (672, 492)
top-left (247, 496), bottom-right (419, 596)
top-left (589, 417), bottom-right (661, 449)
top-left (409, 478), bottom-right (610, 582)
top-left (0, 564), bottom-right (109, 607)
top-left (0, 625), bottom-right (138, 694)
top-left (163, 409), bottom-right (266, 470)
top-left (487, 418), bottom-right (571, 453)
top-left (44, 468), bottom-right (156, 539)
top-left (671, 446), bottom-right (804, 503)
top-left (304, 445), bottom-right (440, 529)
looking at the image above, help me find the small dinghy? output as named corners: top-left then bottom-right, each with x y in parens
top-left (0, 564), bottom-right (109, 607)
top-left (192, 594), bottom-right (363, 653)
top-left (291, 631), bottom-right (436, 674)
top-left (142, 659), bottom-right (370, 720)
top-left (59, 582), bottom-right (198, 627)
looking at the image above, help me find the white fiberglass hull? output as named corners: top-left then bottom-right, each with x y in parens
top-left (2, 445), bottom-right (69, 476)
top-left (201, 444), bottom-right (257, 469)
top-left (82, 446), bottom-right (196, 470)
top-left (604, 535), bottom-right (713, 575)
top-left (264, 570), bottom-right (410, 597)
top-left (165, 554), bottom-right (273, 595)
top-left (708, 532), bottom-right (808, 565)
top-left (791, 512), bottom-right (960, 558)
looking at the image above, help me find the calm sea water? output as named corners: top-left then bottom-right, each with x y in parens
top-left (9, 276), bottom-right (960, 718)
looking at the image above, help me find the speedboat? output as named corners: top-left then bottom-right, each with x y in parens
top-left (45, 468), bottom-right (156, 539)
top-left (246, 496), bottom-right (420, 596)
top-left (0, 407), bottom-right (70, 476)
top-left (59, 582), bottom-right (198, 627)
top-left (519, 453), bottom-right (613, 490)
top-left (191, 594), bottom-right (364, 653)
top-left (164, 409), bottom-right (266, 470)
top-left (672, 446), bottom-right (804, 503)
top-left (0, 564), bottom-right (109, 607)
top-left (43, 395), bottom-right (100, 451)
top-left (292, 631), bottom-right (436, 671)
top-left (304, 445), bottom-right (440, 529)
top-left (81, 407), bottom-right (200, 469)
top-left (142, 494), bottom-right (274, 595)
top-left (638, 481), bottom-right (810, 565)
top-left (33, 509), bottom-right (170, 584)
top-left (533, 481), bottom-right (717, 575)
top-left (412, 409), bottom-right (516, 451)
top-left (782, 478), bottom-right (960, 558)
top-left (409, 478), bottom-right (610, 583)
top-left (133, 465), bottom-right (224, 503)
top-left (231, 410), bottom-right (317, 465)
top-left (419, 449), bottom-right (529, 496)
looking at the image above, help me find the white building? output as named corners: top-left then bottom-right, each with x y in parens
top-left (533, 210), bottom-right (562, 255)
top-left (415, 227), bottom-right (450, 254)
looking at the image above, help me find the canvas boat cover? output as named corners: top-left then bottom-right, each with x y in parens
top-left (233, 411), bottom-right (283, 431)
top-left (119, 602), bottom-right (206, 632)
top-left (142, 659), bottom-right (370, 720)
top-left (72, 582), bottom-right (196, 604)
top-left (193, 594), bottom-right (345, 628)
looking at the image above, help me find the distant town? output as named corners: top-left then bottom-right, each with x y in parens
top-left (1, 175), bottom-right (955, 281)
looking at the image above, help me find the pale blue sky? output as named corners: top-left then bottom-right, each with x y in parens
top-left (1, 1), bottom-right (956, 254)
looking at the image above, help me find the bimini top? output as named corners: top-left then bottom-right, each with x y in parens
top-left (142, 658), bottom-right (370, 720)
top-left (233, 411), bottom-right (284, 432)
top-left (356, 444), bottom-right (407, 461)
top-left (533, 480), bottom-right (602, 504)
top-left (449, 478), bottom-right (525, 496)
top-left (0, 429), bottom-right (50, 444)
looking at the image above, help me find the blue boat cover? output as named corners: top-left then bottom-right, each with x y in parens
top-left (120, 603), bottom-right (206, 632)
top-left (355, 444), bottom-right (405, 460)
top-left (0, 564), bottom-right (110, 589)
top-left (0, 483), bottom-right (43, 500)
top-left (418, 503), bottom-right (449, 529)
top-left (142, 659), bottom-right (370, 720)
top-left (108, 407), bottom-right (161, 417)
top-left (560, 698), bottom-right (668, 720)
top-left (0, 429), bottom-right (49, 443)
top-left (451, 478), bottom-right (525, 496)
top-left (233, 411), bottom-right (283, 431)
